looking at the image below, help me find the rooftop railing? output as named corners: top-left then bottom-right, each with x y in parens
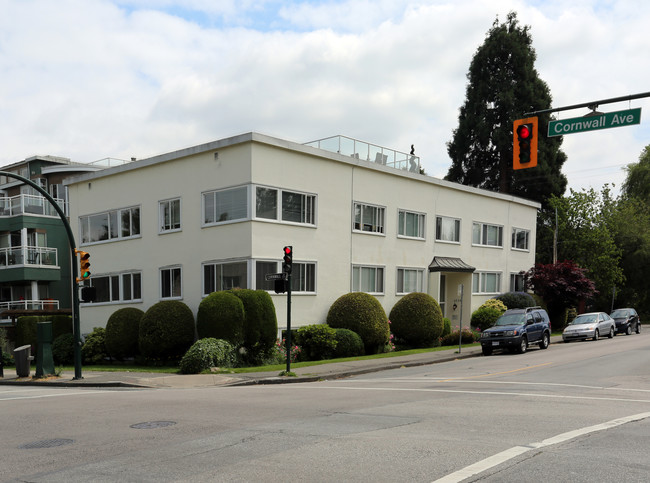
top-left (304, 135), bottom-right (421, 173)
top-left (0, 194), bottom-right (67, 217)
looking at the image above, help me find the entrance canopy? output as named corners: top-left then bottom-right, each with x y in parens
top-left (428, 256), bottom-right (475, 273)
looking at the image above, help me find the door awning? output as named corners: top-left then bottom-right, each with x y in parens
top-left (428, 256), bottom-right (476, 273)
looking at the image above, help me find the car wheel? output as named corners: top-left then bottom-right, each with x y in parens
top-left (626, 324), bottom-right (632, 335)
top-left (608, 326), bottom-right (614, 338)
top-left (518, 336), bottom-right (528, 354)
top-left (482, 346), bottom-right (492, 356)
top-left (636, 323), bottom-right (641, 334)
top-left (539, 332), bottom-right (550, 349)
top-left (593, 329), bottom-right (599, 341)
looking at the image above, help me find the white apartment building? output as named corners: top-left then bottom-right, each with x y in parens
top-left (65, 132), bottom-right (539, 334)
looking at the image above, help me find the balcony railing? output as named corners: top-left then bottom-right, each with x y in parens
top-left (304, 135), bottom-right (421, 173)
top-left (0, 194), bottom-right (67, 217)
top-left (0, 246), bottom-right (58, 268)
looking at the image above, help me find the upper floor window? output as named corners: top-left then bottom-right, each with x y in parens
top-left (352, 265), bottom-right (384, 294)
top-left (160, 266), bottom-right (182, 299)
top-left (472, 222), bottom-right (503, 247)
top-left (203, 186), bottom-right (247, 225)
top-left (511, 227), bottom-right (530, 251)
top-left (202, 260), bottom-right (248, 295)
top-left (436, 216), bottom-right (460, 243)
top-left (80, 206), bottom-right (140, 244)
top-left (159, 198), bottom-right (181, 233)
top-left (397, 267), bottom-right (424, 294)
top-left (354, 202), bottom-right (385, 234)
top-left (255, 260), bottom-right (316, 293)
top-left (398, 210), bottom-right (425, 239)
top-left (472, 271), bottom-right (501, 294)
top-left (85, 271), bottom-right (142, 304)
top-left (255, 186), bottom-right (316, 225)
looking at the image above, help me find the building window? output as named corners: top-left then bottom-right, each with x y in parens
top-left (435, 216), bottom-right (460, 243)
top-left (255, 187), bottom-right (277, 220)
top-left (203, 186), bottom-right (248, 225)
top-left (203, 260), bottom-right (248, 295)
top-left (255, 260), bottom-right (316, 293)
top-left (398, 210), bottom-right (425, 239)
top-left (160, 266), bottom-right (182, 299)
top-left (472, 222), bottom-right (503, 247)
top-left (159, 198), bottom-right (181, 233)
top-left (472, 272), bottom-right (502, 294)
top-left (397, 268), bottom-right (424, 294)
top-left (511, 228), bottom-right (530, 251)
top-left (86, 271), bottom-right (142, 304)
top-left (352, 265), bottom-right (384, 293)
top-left (255, 186), bottom-right (316, 225)
top-left (510, 273), bottom-right (525, 292)
top-left (353, 203), bottom-right (385, 234)
top-left (80, 206), bottom-right (140, 244)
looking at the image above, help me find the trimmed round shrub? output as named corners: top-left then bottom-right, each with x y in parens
top-left (326, 292), bottom-right (389, 354)
top-left (227, 289), bottom-right (277, 361)
top-left (479, 299), bottom-right (507, 313)
top-left (139, 301), bottom-right (196, 361)
top-left (471, 306), bottom-right (503, 331)
top-left (389, 292), bottom-right (444, 348)
top-left (197, 291), bottom-right (245, 345)
top-left (332, 328), bottom-right (364, 358)
top-left (179, 338), bottom-right (235, 374)
top-left (82, 327), bottom-right (108, 364)
top-left (53, 333), bottom-right (75, 365)
top-left (295, 324), bottom-right (338, 361)
top-left (442, 318), bottom-right (452, 337)
top-left (495, 292), bottom-right (535, 309)
top-left (105, 308), bottom-right (144, 360)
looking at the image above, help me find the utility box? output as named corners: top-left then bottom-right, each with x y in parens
top-left (14, 345), bottom-right (33, 378)
top-left (36, 321), bottom-right (55, 378)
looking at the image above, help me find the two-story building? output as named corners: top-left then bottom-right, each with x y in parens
top-left (64, 133), bottom-right (539, 334)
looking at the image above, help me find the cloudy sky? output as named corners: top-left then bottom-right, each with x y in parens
top-left (1, 0), bottom-right (648, 196)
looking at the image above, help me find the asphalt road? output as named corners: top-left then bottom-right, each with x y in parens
top-left (1, 331), bottom-right (649, 482)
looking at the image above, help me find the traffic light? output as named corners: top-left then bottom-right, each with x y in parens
top-left (513, 117), bottom-right (538, 169)
top-left (282, 246), bottom-right (293, 274)
top-left (75, 249), bottom-right (91, 282)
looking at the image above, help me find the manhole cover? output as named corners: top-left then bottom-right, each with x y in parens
top-left (130, 421), bottom-right (176, 429)
top-left (19, 438), bottom-right (74, 449)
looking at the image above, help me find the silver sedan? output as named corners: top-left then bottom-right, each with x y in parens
top-left (562, 312), bottom-right (616, 342)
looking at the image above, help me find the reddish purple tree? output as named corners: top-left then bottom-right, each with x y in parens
top-left (523, 260), bottom-right (597, 328)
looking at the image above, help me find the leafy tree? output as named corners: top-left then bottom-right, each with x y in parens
top-left (446, 11), bottom-right (567, 207)
top-left (621, 145), bottom-right (650, 203)
top-left (524, 260), bottom-right (597, 328)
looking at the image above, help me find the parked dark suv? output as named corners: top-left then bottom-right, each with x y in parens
top-left (610, 308), bottom-right (640, 335)
top-left (480, 307), bottom-right (551, 355)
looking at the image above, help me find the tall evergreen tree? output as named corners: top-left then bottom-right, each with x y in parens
top-left (446, 12), bottom-right (567, 206)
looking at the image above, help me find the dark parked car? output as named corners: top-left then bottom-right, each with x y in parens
top-left (480, 307), bottom-right (551, 355)
top-left (610, 308), bottom-right (640, 335)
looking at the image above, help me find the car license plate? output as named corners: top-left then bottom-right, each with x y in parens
top-left (492, 341), bottom-right (499, 346)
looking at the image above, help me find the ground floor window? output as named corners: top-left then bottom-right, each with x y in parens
top-left (352, 265), bottom-right (384, 294)
top-left (203, 260), bottom-right (248, 295)
top-left (510, 273), bottom-right (525, 292)
top-left (87, 271), bottom-right (142, 304)
top-left (160, 266), bottom-right (182, 299)
top-left (396, 267), bottom-right (424, 294)
top-left (255, 260), bottom-right (316, 293)
top-left (472, 271), bottom-right (501, 294)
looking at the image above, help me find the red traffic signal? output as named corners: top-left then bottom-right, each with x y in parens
top-left (513, 117), bottom-right (538, 170)
top-left (282, 246), bottom-right (293, 274)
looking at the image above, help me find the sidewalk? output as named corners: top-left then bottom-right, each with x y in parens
top-left (0, 337), bottom-right (562, 389)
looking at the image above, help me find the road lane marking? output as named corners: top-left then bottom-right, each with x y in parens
top-left (435, 362), bottom-right (552, 382)
top-left (432, 411), bottom-right (650, 482)
top-left (0, 390), bottom-right (108, 401)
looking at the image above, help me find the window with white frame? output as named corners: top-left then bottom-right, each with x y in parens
top-left (159, 198), bottom-right (181, 233)
top-left (255, 260), bottom-right (316, 293)
top-left (203, 260), bottom-right (248, 295)
top-left (160, 266), bottom-right (182, 299)
top-left (510, 273), bottom-right (525, 292)
top-left (353, 203), bottom-right (385, 234)
top-left (80, 206), bottom-right (140, 244)
top-left (203, 186), bottom-right (247, 225)
top-left (397, 267), bottom-right (424, 294)
top-left (472, 271), bottom-right (502, 294)
top-left (352, 265), bottom-right (384, 293)
top-left (86, 271), bottom-right (142, 304)
top-left (511, 227), bottom-right (530, 250)
top-left (472, 222), bottom-right (503, 247)
top-left (255, 186), bottom-right (316, 225)
top-left (398, 210), bottom-right (425, 239)
top-left (435, 216), bottom-right (461, 243)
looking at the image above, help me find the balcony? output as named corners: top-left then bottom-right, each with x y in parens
top-left (0, 193), bottom-right (67, 217)
top-left (0, 299), bottom-right (59, 312)
top-left (304, 135), bottom-right (421, 173)
top-left (0, 246), bottom-right (58, 268)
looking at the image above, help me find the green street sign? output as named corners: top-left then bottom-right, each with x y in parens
top-left (548, 108), bottom-right (641, 137)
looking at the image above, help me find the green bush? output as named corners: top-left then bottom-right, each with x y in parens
top-left (82, 327), bottom-right (108, 364)
top-left (179, 338), bottom-right (235, 374)
top-left (196, 291), bottom-right (245, 345)
top-left (440, 328), bottom-right (479, 346)
top-left (53, 333), bottom-right (75, 365)
top-left (1, 328), bottom-right (12, 367)
top-left (479, 299), bottom-right (508, 313)
top-left (326, 292), bottom-right (390, 354)
top-left (52, 315), bottom-right (73, 340)
top-left (295, 324), bottom-right (338, 361)
top-left (105, 308), bottom-right (144, 360)
top-left (495, 292), bottom-right (535, 309)
top-left (227, 289), bottom-right (277, 363)
top-left (15, 316), bottom-right (39, 353)
top-left (139, 301), bottom-right (196, 361)
top-left (332, 328), bottom-right (364, 358)
top-left (471, 306), bottom-right (503, 331)
top-left (389, 292), bottom-right (444, 348)
top-left (442, 318), bottom-right (452, 337)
